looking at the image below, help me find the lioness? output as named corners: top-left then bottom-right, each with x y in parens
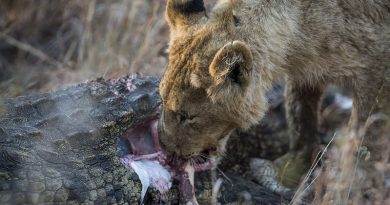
top-left (159, 0), bottom-right (390, 200)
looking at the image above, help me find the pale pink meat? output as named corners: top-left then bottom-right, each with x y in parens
top-left (120, 118), bottom-right (211, 204)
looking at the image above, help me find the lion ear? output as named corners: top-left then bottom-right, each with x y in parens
top-left (165, 0), bottom-right (207, 30)
top-left (208, 41), bottom-right (253, 103)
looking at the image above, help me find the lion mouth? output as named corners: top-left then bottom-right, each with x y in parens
top-left (117, 113), bottom-right (213, 203)
top-left (168, 150), bottom-right (215, 173)
top-left (188, 150), bottom-right (215, 172)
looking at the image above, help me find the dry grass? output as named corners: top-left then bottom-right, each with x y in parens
top-left (290, 112), bottom-right (390, 205)
top-left (0, 0), bottom-right (168, 97)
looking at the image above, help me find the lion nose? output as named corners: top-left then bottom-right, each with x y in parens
top-left (160, 137), bottom-right (182, 155)
top-left (167, 145), bottom-right (189, 158)
top-left (172, 146), bottom-right (184, 156)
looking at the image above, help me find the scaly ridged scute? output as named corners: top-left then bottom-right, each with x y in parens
top-left (0, 76), bottom-right (162, 205)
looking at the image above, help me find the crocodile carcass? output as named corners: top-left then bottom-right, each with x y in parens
top-left (0, 76), bottom-right (286, 205)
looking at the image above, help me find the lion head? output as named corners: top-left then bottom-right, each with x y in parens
top-left (159, 0), bottom-right (269, 160)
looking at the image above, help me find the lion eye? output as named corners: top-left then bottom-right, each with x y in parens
top-left (177, 112), bottom-right (195, 123)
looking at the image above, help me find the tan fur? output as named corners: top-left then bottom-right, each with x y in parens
top-left (159, 0), bottom-right (390, 195)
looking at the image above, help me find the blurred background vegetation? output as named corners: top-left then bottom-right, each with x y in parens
top-left (0, 0), bottom-right (171, 99)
